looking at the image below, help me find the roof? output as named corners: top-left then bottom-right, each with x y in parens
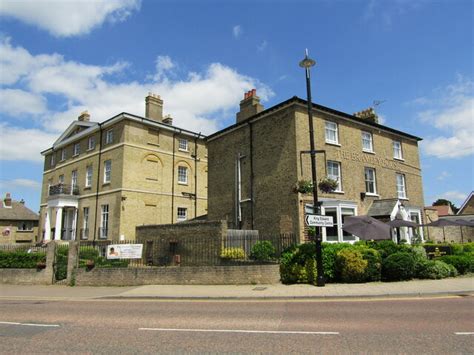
top-left (457, 191), bottom-right (474, 215)
top-left (368, 199), bottom-right (399, 217)
top-left (0, 200), bottom-right (39, 221)
top-left (440, 214), bottom-right (474, 223)
top-left (429, 205), bottom-right (453, 217)
top-left (207, 96), bottom-right (422, 142)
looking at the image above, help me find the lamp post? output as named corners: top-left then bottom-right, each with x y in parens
top-left (299, 49), bottom-right (325, 287)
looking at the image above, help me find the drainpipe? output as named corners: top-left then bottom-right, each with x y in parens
top-left (248, 122), bottom-right (254, 229)
top-left (194, 134), bottom-right (200, 219)
top-left (171, 133), bottom-right (176, 223)
top-left (93, 123), bottom-right (103, 241)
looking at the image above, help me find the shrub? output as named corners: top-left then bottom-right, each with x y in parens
top-left (463, 243), bottom-right (474, 253)
top-left (382, 252), bottom-right (415, 281)
top-left (370, 240), bottom-right (410, 259)
top-left (0, 250), bottom-right (46, 268)
top-left (412, 245), bottom-right (428, 262)
top-left (250, 241), bottom-right (276, 261)
top-left (335, 249), bottom-right (368, 283)
top-left (439, 255), bottom-right (473, 275)
top-left (417, 260), bottom-right (457, 279)
top-left (322, 242), bottom-right (352, 282)
top-left (220, 247), bottom-right (245, 260)
top-left (280, 251), bottom-right (307, 284)
top-left (305, 258), bottom-right (316, 285)
top-left (360, 247), bottom-right (382, 282)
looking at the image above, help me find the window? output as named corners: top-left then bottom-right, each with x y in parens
top-left (60, 148), bottom-right (66, 161)
top-left (393, 140), bottom-right (403, 159)
top-left (105, 129), bottom-right (114, 144)
top-left (71, 170), bottom-right (78, 192)
top-left (88, 136), bottom-right (95, 150)
top-left (73, 143), bottom-right (80, 156)
top-left (325, 121), bottom-right (339, 144)
top-left (327, 161), bottom-right (342, 192)
top-left (85, 165), bottom-right (93, 187)
top-left (179, 138), bottom-right (188, 151)
top-left (50, 153), bottom-right (55, 166)
top-left (103, 160), bottom-right (111, 183)
top-left (100, 204), bottom-right (109, 239)
top-left (47, 178), bottom-right (53, 196)
top-left (177, 207), bottom-right (187, 221)
top-left (18, 221), bottom-right (34, 231)
top-left (317, 203), bottom-right (357, 243)
top-left (58, 175), bottom-right (64, 184)
top-left (324, 208), bottom-right (338, 242)
top-left (178, 166), bottom-right (188, 184)
top-left (82, 207), bottom-right (89, 240)
top-left (396, 173), bottom-right (407, 199)
top-left (364, 167), bottom-right (377, 194)
top-left (362, 131), bottom-right (373, 152)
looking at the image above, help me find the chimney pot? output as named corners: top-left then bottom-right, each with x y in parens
top-left (236, 89), bottom-right (264, 123)
top-left (78, 111), bottom-right (90, 122)
top-left (4, 193), bottom-right (12, 207)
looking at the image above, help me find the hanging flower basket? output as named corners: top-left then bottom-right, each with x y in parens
top-left (318, 178), bottom-right (339, 193)
top-left (294, 180), bottom-right (313, 194)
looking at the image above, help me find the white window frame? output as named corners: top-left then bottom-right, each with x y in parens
top-left (82, 207), bottom-right (89, 240)
top-left (178, 166), bottom-right (188, 184)
top-left (73, 143), bottom-right (80, 156)
top-left (364, 167), bottom-right (377, 195)
top-left (325, 121), bottom-right (339, 145)
top-left (60, 149), bottom-right (66, 161)
top-left (88, 136), bottom-right (95, 150)
top-left (50, 153), bottom-right (55, 166)
top-left (393, 140), bottom-right (403, 160)
top-left (327, 160), bottom-right (342, 192)
top-left (408, 209), bottom-right (424, 243)
top-left (178, 138), bottom-right (189, 152)
top-left (105, 130), bottom-right (114, 145)
top-left (396, 173), bottom-right (407, 199)
top-left (71, 170), bottom-right (78, 192)
top-left (18, 221), bottom-right (34, 231)
top-left (104, 160), bottom-right (111, 184)
top-left (100, 204), bottom-right (109, 239)
top-left (362, 131), bottom-right (374, 152)
top-left (85, 165), bottom-right (93, 187)
top-left (58, 174), bottom-right (64, 184)
top-left (177, 207), bottom-right (187, 221)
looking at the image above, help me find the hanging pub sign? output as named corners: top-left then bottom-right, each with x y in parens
top-left (423, 245), bottom-right (452, 259)
top-left (107, 244), bottom-right (143, 259)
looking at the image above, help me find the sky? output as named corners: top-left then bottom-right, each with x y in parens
top-left (0, 0), bottom-right (473, 213)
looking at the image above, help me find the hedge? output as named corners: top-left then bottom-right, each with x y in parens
top-left (0, 250), bottom-right (46, 268)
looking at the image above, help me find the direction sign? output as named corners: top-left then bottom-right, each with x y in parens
top-left (305, 214), bottom-right (334, 227)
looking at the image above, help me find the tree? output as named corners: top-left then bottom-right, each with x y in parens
top-left (432, 199), bottom-right (459, 214)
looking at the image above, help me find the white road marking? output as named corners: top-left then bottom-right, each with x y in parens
top-left (139, 327), bottom-right (339, 335)
top-left (455, 332), bottom-right (474, 335)
top-left (0, 321), bottom-right (59, 328)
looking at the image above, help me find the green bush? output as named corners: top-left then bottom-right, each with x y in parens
top-left (417, 260), bottom-right (457, 279)
top-left (370, 240), bottom-right (410, 259)
top-left (322, 242), bottom-right (352, 282)
top-left (55, 246), bottom-right (69, 280)
top-left (305, 258), bottom-right (316, 285)
top-left (463, 243), bottom-right (474, 253)
top-left (382, 252), bottom-right (415, 281)
top-left (360, 247), bottom-right (382, 282)
top-left (250, 241), bottom-right (276, 261)
top-left (439, 255), bottom-right (473, 275)
top-left (280, 251), bottom-right (307, 284)
top-left (0, 250), bottom-right (46, 268)
top-left (335, 249), bottom-right (368, 283)
top-left (220, 247), bottom-right (245, 260)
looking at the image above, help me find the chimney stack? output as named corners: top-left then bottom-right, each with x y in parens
top-left (236, 89), bottom-right (264, 123)
top-left (162, 114), bottom-right (173, 125)
top-left (4, 193), bottom-right (12, 207)
top-left (145, 93), bottom-right (163, 122)
top-left (353, 107), bottom-right (379, 124)
top-left (78, 111), bottom-right (90, 122)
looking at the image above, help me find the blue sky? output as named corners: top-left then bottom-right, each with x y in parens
top-left (0, 0), bottom-right (473, 213)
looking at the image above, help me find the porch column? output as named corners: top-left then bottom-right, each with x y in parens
top-left (44, 208), bottom-right (52, 241)
top-left (54, 207), bottom-right (63, 240)
top-left (71, 208), bottom-right (78, 240)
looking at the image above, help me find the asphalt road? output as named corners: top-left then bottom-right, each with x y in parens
top-left (0, 296), bottom-right (473, 354)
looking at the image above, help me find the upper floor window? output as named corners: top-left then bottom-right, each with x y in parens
top-left (60, 148), bottom-right (66, 161)
top-left (177, 207), bottom-right (187, 221)
top-left (396, 173), bottom-right (407, 199)
top-left (325, 121), bottom-right (339, 145)
top-left (82, 207), bottom-right (89, 240)
top-left (50, 153), bottom-right (55, 166)
top-left (364, 167), bottom-right (377, 195)
top-left (58, 174), bottom-right (64, 184)
top-left (105, 130), bottom-right (114, 145)
top-left (104, 160), bottom-right (111, 183)
top-left (178, 166), bottom-right (188, 184)
top-left (178, 138), bottom-right (189, 151)
top-left (393, 140), bottom-right (403, 160)
top-left (362, 131), bottom-right (373, 152)
top-left (88, 136), bottom-right (95, 150)
top-left (327, 160), bottom-right (342, 192)
top-left (71, 170), bottom-right (78, 191)
top-left (85, 165), bottom-right (93, 187)
top-left (73, 143), bottom-right (80, 156)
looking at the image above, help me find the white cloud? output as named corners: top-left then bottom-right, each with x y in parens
top-left (0, 89), bottom-right (46, 115)
top-left (0, 0), bottom-right (140, 37)
top-left (377, 113), bottom-right (387, 125)
top-left (436, 171), bottom-right (451, 181)
top-left (0, 39), bottom-right (274, 161)
top-left (232, 25), bottom-right (242, 38)
top-left (418, 76), bottom-right (474, 159)
top-left (0, 178), bottom-right (41, 190)
top-left (436, 191), bottom-right (468, 206)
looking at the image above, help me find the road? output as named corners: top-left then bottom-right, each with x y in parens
top-left (0, 296), bottom-right (473, 354)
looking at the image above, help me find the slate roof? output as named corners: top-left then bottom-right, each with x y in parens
top-left (0, 200), bottom-right (39, 221)
top-left (367, 199), bottom-right (399, 217)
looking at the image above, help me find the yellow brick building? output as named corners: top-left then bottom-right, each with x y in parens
top-left (38, 94), bottom-right (207, 242)
top-left (207, 92), bottom-right (425, 243)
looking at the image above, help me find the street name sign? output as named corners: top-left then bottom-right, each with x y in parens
top-left (305, 214), bottom-right (334, 227)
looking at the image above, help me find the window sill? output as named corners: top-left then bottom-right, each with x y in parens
top-left (146, 178), bottom-right (158, 182)
top-left (365, 193), bottom-right (379, 197)
top-left (87, 148), bottom-right (95, 152)
top-left (398, 197), bottom-right (409, 201)
top-left (325, 141), bottom-right (341, 147)
top-left (394, 157), bottom-right (405, 162)
top-left (102, 182), bottom-right (110, 186)
top-left (178, 181), bottom-right (188, 186)
top-left (84, 186), bottom-right (91, 190)
top-left (73, 154), bottom-right (79, 158)
top-left (178, 148), bottom-right (189, 153)
top-left (17, 230), bottom-right (34, 233)
top-left (331, 190), bottom-right (345, 194)
top-left (363, 150), bottom-right (375, 155)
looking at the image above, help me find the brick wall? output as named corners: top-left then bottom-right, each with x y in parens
top-left (74, 264), bottom-right (280, 286)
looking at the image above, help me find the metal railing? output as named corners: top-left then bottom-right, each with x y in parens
top-left (49, 184), bottom-right (79, 196)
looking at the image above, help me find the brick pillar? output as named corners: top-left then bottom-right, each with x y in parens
top-left (67, 241), bottom-right (79, 285)
top-left (44, 242), bottom-right (56, 285)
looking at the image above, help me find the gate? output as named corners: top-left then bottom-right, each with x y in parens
top-left (54, 243), bottom-right (69, 283)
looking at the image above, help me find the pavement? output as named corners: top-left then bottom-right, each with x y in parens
top-left (1, 276), bottom-right (473, 301)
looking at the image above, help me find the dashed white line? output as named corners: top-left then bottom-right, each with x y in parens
top-left (139, 327), bottom-right (339, 335)
top-left (0, 321), bottom-right (60, 328)
top-left (455, 332), bottom-right (474, 335)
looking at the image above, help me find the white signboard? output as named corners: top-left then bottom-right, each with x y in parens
top-left (107, 244), bottom-right (143, 259)
top-left (305, 214), bottom-right (334, 227)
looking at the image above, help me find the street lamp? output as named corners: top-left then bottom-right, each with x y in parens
top-left (299, 49), bottom-right (325, 287)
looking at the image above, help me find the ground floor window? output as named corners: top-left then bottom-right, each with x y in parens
top-left (177, 207), bottom-right (187, 221)
top-left (100, 204), bottom-right (109, 239)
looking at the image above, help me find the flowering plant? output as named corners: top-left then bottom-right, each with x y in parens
top-left (318, 178), bottom-right (339, 193)
top-left (294, 180), bottom-right (313, 194)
